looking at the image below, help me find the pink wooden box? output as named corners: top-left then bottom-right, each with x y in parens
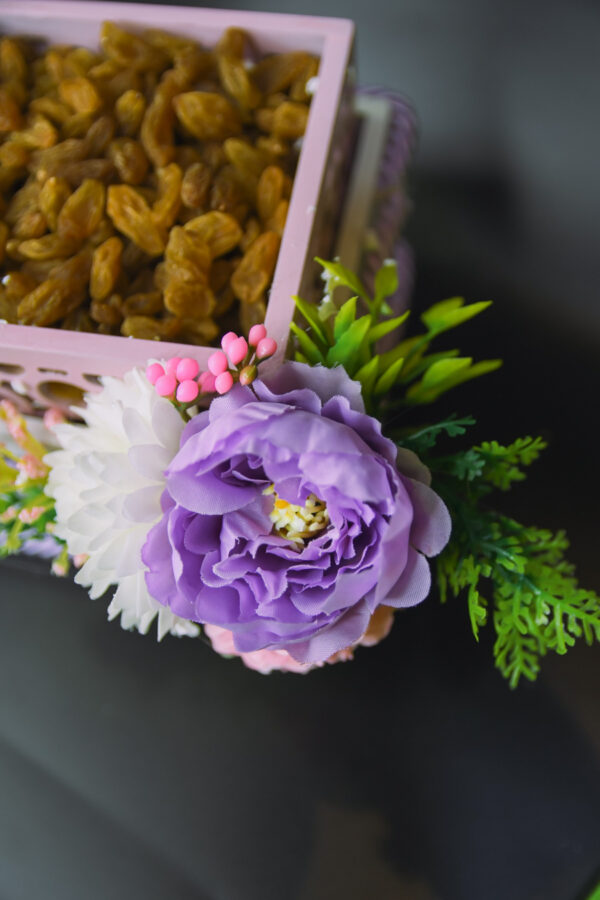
top-left (0, 1), bottom-right (355, 411)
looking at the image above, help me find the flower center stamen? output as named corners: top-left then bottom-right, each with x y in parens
top-left (264, 485), bottom-right (329, 545)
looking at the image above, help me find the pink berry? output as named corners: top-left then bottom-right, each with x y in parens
top-left (155, 373), bottom-right (177, 397)
top-left (227, 336), bottom-right (248, 366)
top-left (256, 337), bottom-right (277, 359)
top-left (176, 379), bottom-right (200, 403)
top-left (146, 362), bottom-right (164, 385)
top-left (199, 371), bottom-right (217, 393)
top-left (207, 350), bottom-right (228, 375)
top-left (165, 357), bottom-right (182, 377)
top-left (215, 371), bottom-right (234, 394)
top-left (221, 331), bottom-right (238, 353)
top-left (176, 357), bottom-right (199, 382)
top-left (248, 324), bottom-right (267, 346)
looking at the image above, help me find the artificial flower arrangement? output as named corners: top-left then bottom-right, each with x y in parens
top-left (1, 258), bottom-right (598, 685)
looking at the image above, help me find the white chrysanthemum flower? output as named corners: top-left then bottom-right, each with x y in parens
top-left (44, 367), bottom-right (199, 640)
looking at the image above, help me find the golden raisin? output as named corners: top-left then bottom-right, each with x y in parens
top-left (151, 163), bottom-right (182, 229)
top-left (163, 280), bottom-right (215, 318)
top-left (180, 162), bottom-right (211, 209)
top-left (231, 231), bottom-right (280, 304)
top-left (0, 87), bottom-right (24, 132)
top-left (164, 226), bottom-right (211, 283)
top-left (106, 184), bottom-right (165, 256)
top-left (140, 73), bottom-right (177, 167)
top-left (90, 236), bottom-right (123, 301)
top-left (114, 89), bottom-right (146, 136)
top-left (100, 22), bottom-right (169, 72)
top-left (107, 138), bottom-right (149, 184)
top-left (271, 101), bottom-right (309, 140)
top-left (256, 165), bottom-right (285, 222)
top-left (183, 211), bottom-right (242, 258)
top-left (38, 176), bottom-right (71, 231)
top-left (56, 179), bottom-right (106, 242)
top-left (58, 77), bottom-right (103, 115)
top-left (251, 52), bottom-right (313, 94)
top-left (173, 92), bottom-right (242, 141)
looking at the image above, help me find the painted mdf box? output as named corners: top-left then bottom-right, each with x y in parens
top-left (0, 1), bottom-right (355, 411)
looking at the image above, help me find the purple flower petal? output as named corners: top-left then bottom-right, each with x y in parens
top-left (142, 361), bottom-right (451, 665)
top-left (404, 478), bottom-right (452, 556)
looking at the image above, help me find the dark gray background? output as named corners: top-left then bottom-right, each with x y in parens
top-left (1, 1), bottom-right (599, 898)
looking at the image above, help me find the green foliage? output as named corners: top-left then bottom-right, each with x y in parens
top-left (397, 414), bottom-right (476, 455)
top-left (433, 438), bottom-right (600, 687)
top-left (421, 297), bottom-right (492, 334)
top-left (434, 436), bottom-right (548, 490)
top-left (333, 296), bottom-right (358, 341)
top-left (475, 437), bottom-right (547, 489)
top-left (315, 257), bottom-right (371, 305)
top-left (406, 358), bottom-right (503, 405)
top-left (293, 260), bottom-right (499, 415)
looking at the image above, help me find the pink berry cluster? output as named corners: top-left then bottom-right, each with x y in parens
top-left (145, 324), bottom-right (277, 404)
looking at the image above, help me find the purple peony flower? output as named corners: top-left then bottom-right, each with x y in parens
top-left (142, 363), bottom-right (451, 664)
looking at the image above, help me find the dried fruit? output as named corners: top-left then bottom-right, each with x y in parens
top-left (163, 280), bottom-right (215, 319)
top-left (231, 231), bottom-right (280, 304)
top-left (0, 221), bottom-right (9, 264)
top-left (165, 226), bottom-right (211, 283)
top-left (14, 114), bottom-right (58, 149)
top-left (266, 199), bottom-right (289, 236)
top-left (90, 293), bottom-right (123, 327)
top-left (12, 210), bottom-right (47, 240)
top-left (0, 87), bottom-right (24, 132)
top-left (90, 236), bottom-right (123, 301)
top-left (114, 89), bottom-right (146, 136)
top-left (251, 52), bottom-right (314, 94)
top-left (224, 139), bottom-right (269, 183)
top-left (180, 162), bottom-right (211, 209)
top-left (18, 233), bottom-right (76, 260)
top-left (183, 211), bottom-right (242, 258)
top-left (38, 176), bottom-right (72, 231)
top-left (17, 250), bottom-right (91, 326)
top-left (0, 38), bottom-right (28, 82)
top-left (152, 163), bottom-right (182, 229)
top-left (122, 291), bottom-right (163, 316)
top-left (57, 179), bottom-right (106, 242)
top-left (140, 72), bottom-right (177, 167)
top-left (108, 138), bottom-right (149, 184)
top-left (100, 22), bottom-right (168, 72)
top-left (58, 77), bottom-right (102, 115)
top-left (107, 184), bottom-right (165, 256)
top-left (271, 101), bottom-right (309, 140)
top-left (1, 22), bottom-right (317, 344)
top-left (120, 314), bottom-right (179, 340)
top-left (84, 115), bottom-right (116, 156)
top-left (217, 55), bottom-right (262, 111)
top-left (256, 165), bottom-right (285, 222)
top-left (173, 92), bottom-right (242, 141)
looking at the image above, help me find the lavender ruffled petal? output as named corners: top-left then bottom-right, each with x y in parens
top-left (142, 362), bottom-right (451, 664)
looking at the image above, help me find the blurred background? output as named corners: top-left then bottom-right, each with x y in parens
top-left (1, 1), bottom-right (599, 899)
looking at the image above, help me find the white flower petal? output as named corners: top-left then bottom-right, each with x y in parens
top-left (122, 485), bottom-right (163, 523)
top-left (47, 367), bottom-right (195, 639)
top-left (122, 407), bottom-right (155, 445)
top-left (128, 443), bottom-right (172, 480)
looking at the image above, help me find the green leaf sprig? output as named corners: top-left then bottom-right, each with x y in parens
top-left (429, 436), bottom-right (600, 686)
top-left (293, 259), bottom-right (500, 415)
